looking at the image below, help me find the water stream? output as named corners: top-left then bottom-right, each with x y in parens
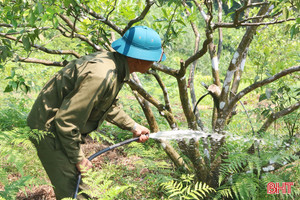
top-left (149, 130), bottom-right (224, 141)
top-left (149, 130), bottom-right (268, 145)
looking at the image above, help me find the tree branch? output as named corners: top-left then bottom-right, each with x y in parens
top-left (193, 0), bottom-right (209, 23)
top-left (78, 3), bottom-right (122, 35)
top-left (233, 0), bottom-right (269, 25)
top-left (216, 0), bottom-right (223, 60)
top-left (213, 18), bottom-right (296, 29)
top-left (129, 74), bottom-right (185, 170)
top-left (122, 0), bottom-right (155, 35)
top-left (258, 101), bottom-right (300, 133)
top-left (0, 32), bottom-right (81, 58)
top-left (147, 70), bottom-right (172, 112)
top-left (227, 65), bottom-right (300, 114)
top-left (59, 14), bottom-right (79, 32)
top-left (57, 26), bottom-right (102, 51)
top-left (0, 23), bottom-right (13, 27)
top-left (151, 63), bottom-right (178, 77)
top-left (230, 48), bottom-right (248, 99)
top-left (127, 79), bottom-right (162, 108)
top-left (127, 78), bottom-right (177, 127)
top-left (219, 4), bottom-right (270, 109)
top-left (161, 139), bottom-right (190, 170)
top-left (105, 0), bottom-right (118, 22)
top-left (183, 0), bottom-right (205, 129)
top-left (15, 56), bottom-right (68, 67)
top-left (239, 13), bottom-right (282, 23)
top-left (182, 0), bottom-right (201, 85)
top-left (177, 61), bottom-right (197, 130)
top-left (184, 37), bottom-right (212, 72)
top-left (0, 26), bottom-right (50, 35)
top-left (178, 138), bottom-right (209, 182)
top-left (130, 73), bottom-right (160, 132)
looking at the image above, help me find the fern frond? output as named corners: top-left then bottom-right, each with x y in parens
top-left (89, 131), bottom-right (115, 145)
top-left (79, 169), bottom-right (132, 199)
top-left (218, 188), bottom-right (233, 199)
top-left (161, 174), bottom-right (215, 200)
top-left (231, 174), bottom-right (259, 200)
top-left (247, 155), bottom-right (262, 177)
top-left (219, 153), bottom-right (248, 185)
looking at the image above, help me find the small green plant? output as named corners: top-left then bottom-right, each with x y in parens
top-left (258, 84), bottom-right (299, 136)
top-left (79, 168), bottom-right (133, 199)
top-left (214, 135), bottom-right (300, 200)
top-left (0, 127), bottom-right (48, 200)
top-left (0, 175), bottom-right (32, 200)
top-left (161, 174), bottom-right (215, 200)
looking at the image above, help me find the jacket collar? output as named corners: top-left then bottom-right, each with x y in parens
top-left (113, 52), bottom-right (130, 82)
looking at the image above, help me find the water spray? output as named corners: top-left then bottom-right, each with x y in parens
top-left (73, 129), bottom-right (261, 198)
top-left (73, 131), bottom-right (217, 198)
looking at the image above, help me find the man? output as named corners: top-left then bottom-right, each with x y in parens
top-left (27, 26), bottom-right (166, 199)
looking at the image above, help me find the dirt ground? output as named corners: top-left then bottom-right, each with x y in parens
top-left (15, 137), bottom-right (140, 200)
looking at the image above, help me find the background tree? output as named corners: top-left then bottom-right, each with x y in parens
top-left (0, 0), bottom-right (299, 198)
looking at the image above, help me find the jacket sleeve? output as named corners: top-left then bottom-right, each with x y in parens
top-left (105, 100), bottom-right (136, 131)
top-left (54, 73), bottom-right (105, 164)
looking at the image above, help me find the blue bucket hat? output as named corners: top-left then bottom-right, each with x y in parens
top-left (112, 26), bottom-right (166, 62)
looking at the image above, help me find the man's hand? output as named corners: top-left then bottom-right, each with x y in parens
top-left (131, 123), bottom-right (150, 143)
top-left (76, 158), bottom-right (93, 174)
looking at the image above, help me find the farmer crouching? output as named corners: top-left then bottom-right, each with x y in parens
top-left (27, 26), bottom-right (166, 199)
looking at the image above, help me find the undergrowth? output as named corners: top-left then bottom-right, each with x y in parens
top-left (0, 95), bottom-right (48, 200)
top-left (161, 174), bottom-right (216, 200)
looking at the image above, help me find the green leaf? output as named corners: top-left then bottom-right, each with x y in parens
top-left (168, 0), bottom-right (174, 6)
top-left (259, 93), bottom-right (267, 102)
top-left (277, 86), bottom-right (284, 94)
top-left (11, 19), bottom-right (18, 28)
top-left (176, 19), bottom-right (186, 26)
top-left (11, 69), bottom-right (15, 78)
top-left (162, 8), bottom-right (168, 19)
top-left (52, 17), bottom-right (59, 28)
top-left (283, 7), bottom-right (289, 19)
top-left (169, 191), bottom-right (183, 198)
top-left (34, 29), bottom-right (40, 40)
top-left (36, 2), bottom-right (44, 14)
top-left (193, 190), bottom-right (204, 198)
top-left (29, 12), bottom-right (37, 26)
top-left (15, 35), bottom-right (22, 46)
top-left (20, 83), bottom-right (30, 93)
top-left (11, 81), bottom-right (18, 90)
top-left (22, 36), bottom-right (31, 51)
top-left (263, 46), bottom-right (271, 56)
top-left (225, 11), bottom-right (235, 18)
top-left (46, 7), bottom-right (56, 16)
top-left (2, 39), bottom-right (11, 47)
top-left (4, 85), bottom-right (13, 92)
top-left (290, 24), bottom-right (299, 39)
top-left (228, 0), bottom-right (234, 8)
top-left (64, 0), bottom-right (72, 7)
top-left (270, 7), bottom-right (281, 17)
top-left (261, 109), bottom-right (270, 117)
top-left (28, 33), bottom-right (36, 44)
